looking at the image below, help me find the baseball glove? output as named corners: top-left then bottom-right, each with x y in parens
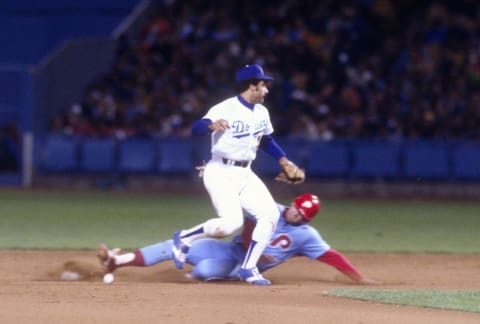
top-left (275, 159), bottom-right (305, 184)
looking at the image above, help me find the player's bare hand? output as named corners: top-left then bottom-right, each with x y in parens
top-left (195, 160), bottom-right (206, 178)
top-left (209, 119), bottom-right (230, 131)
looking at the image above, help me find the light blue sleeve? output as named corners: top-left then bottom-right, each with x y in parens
top-left (297, 226), bottom-right (331, 259)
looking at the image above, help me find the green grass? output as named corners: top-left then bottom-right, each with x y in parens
top-left (2, 189), bottom-right (477, 313)
top-left (314, 198), bottom-right (480, 253)
top-left (328, 289), bottom-right (480, 313)
top-left (0, 190), bottom-right (216, 249)
top-left (0, 189), bottom-right (480, 252)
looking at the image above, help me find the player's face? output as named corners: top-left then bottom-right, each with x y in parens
top-left (284, 204), bottom-right (305, 225)
top-left (251, 81), bottom-right (269, 104)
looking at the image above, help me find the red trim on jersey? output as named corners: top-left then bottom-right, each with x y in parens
top-left (316, 249), bottom-right (362, 281)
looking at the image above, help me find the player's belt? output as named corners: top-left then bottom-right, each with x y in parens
top-left (222, 158), bottom-right (250, 168)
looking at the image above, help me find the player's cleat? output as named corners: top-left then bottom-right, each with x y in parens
top-left (96, 244), bottom-right (120, 274)
top-left (238, 267), bottom-right (271, 286)
top-left (172, 231), bottom-right (189, 269)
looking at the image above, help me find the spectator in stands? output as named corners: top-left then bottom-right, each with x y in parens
top-left (53, 0), bottom-right (480, 141)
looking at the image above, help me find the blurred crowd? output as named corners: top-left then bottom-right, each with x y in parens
top-left (51, 0), bottom-right (480, 141)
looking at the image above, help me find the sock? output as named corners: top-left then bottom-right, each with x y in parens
top-left (241, 218), bottom-right (275, 269)
top-left (180, 217), bottom-right (243, 246)
top-left (114, 250), bottom-right (145, 268)
top-left (179, 224), bottom-right (208, 245)
top-left (241, 240), bottom-right (267, 269)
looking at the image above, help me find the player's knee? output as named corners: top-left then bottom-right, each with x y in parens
top-left (212, 227), bottom-right (236, 237)
top-left (221, 218), bottom-right (243, 236)
top-left (204, 217), bottom-right (242, 237)
top-left (192, 259), bottom-right (237, 281)
top-left (257, 206), bottom-right (280, 224)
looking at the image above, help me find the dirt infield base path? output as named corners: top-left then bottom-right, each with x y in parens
top-left (1, 251), bottom-right (479, 324)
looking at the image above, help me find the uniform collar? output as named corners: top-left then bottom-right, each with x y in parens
top-left (236, 95), bottom-right (255, 110)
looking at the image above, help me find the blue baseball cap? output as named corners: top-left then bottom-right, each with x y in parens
top-left (235, 64), bottom-right (274, 82)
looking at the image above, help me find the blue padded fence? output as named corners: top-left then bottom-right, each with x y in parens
top-left (35, 135), bottom-right (480, 182)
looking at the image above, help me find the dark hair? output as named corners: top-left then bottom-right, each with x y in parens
top-left (235, 78), bottom-right (262, 93)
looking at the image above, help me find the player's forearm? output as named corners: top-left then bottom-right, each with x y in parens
top-left (316, 249), bottom-right (363, 281)
top-left (259, 135), bottom-right (286, 160)
top-left (191, 118), bottom-right (212, 135)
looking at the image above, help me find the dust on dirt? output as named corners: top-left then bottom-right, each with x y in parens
top-left (1, 250), bottom-right (479, 324)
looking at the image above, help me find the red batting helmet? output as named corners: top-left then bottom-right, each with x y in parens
top-left (293, 194), bottom-right (321, 222)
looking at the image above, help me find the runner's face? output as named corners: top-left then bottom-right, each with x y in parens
top-left (284, 204), bottom-right (304, 225)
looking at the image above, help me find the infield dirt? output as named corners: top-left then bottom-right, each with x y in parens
top-left (1, 251), bottom-right (479, 323)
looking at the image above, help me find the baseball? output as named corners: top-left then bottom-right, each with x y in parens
top-left (103, 273), bottom-right (114, 284)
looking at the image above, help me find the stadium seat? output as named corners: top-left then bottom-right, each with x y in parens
top-left (39, 135), bottom-right (78, 172)
top-left (351, 142), bottom-right (401, 179)
top-left (80, 138), bottom-right (116, 172)
top-left (452, 144), bottom-right (480, 180)
top-left (305, 141), bottom-right (350, 177)
top-left (157, 139), bottom-right (194, 173)
top-left (117, 138), bottom-right (155, 173)
top-left (404, 143), bottom-right (450, 179)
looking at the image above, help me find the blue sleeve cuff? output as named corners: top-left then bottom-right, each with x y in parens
top-left (191, 119), bottom-right (212, 136)
top-left (259, 135), bottom-right (286, 160)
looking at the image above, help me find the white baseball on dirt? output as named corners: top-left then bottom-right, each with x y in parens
top-left (103, 273), bottom-right (114, 284)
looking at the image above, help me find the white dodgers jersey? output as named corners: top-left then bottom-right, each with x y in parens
top-left (203, 96), bottom-right (274, 161)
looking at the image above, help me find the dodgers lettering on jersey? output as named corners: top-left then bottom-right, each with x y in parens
top-left (234, 204), bottom-right (331, 272)
top-left (203, 96), bottom-right (274, 161)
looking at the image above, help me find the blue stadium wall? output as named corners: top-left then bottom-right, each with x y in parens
top-left (0, 0), bottom-right (138, 64)
top-left (35, 135), bottom-right (480, 182)
top-left (0, 0), bottom-right (139, 185)
top-left (1, 1), bottom-right (480, 186)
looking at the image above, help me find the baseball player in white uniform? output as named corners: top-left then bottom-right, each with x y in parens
top-left (172, 64), bottom-right (304, 285)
